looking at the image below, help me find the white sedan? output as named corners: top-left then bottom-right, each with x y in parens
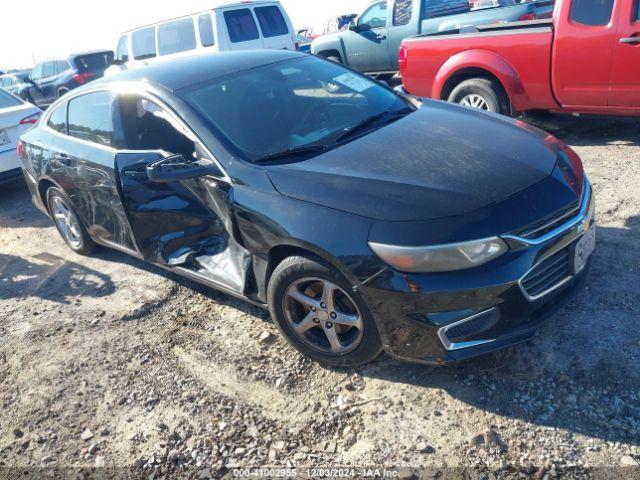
top-left (0, 89), bottom-right (41, 184)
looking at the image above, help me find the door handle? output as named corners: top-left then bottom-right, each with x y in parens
top-left (51, 153), bottom-right (70, 165)
top-left (619, 36), bottom-right (640, 44)
top-left (376, 34), bottom-right (387, 40)
top-left (123, 170), bottom-right (148, 179)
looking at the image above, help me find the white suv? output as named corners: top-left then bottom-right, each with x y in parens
top-left (106, 0), bottom-right (297, 76)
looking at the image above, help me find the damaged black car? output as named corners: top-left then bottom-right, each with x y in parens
top-left (18, 51), bottom-right (595, 367)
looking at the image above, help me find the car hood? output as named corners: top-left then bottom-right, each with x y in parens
top-left (266, 101), bottom-right (562, 222)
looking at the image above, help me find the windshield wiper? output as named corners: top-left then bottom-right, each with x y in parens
top-left (254, 144), bottom-right (329, 164)
top-left (335, 107), bottom-right (413, 144)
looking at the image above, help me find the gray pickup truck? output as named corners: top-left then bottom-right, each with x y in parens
top-left (311, 0), bottom-right (553, 75)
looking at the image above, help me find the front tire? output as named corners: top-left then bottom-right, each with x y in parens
top-left (326, 55), bottom-right (342, 64)
top-left (46, 187), bottom-right (95, 255)
top-left (448, 78), bottom-right (510, 116)
top-left (268, 255), bottom-right (383, 367)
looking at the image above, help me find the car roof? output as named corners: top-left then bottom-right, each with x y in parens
top-left (100, 50), bottom-right (304, 92)
top-left (122, 0), bottom-right (283, 34)
top-left (37, 50), bottom-right (113, 64)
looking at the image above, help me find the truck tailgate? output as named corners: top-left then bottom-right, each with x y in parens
top-left (402, 21), bottom-right (555, 111)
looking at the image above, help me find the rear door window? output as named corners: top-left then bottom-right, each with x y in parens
top-left (55, 60), bottom-right (70, 75)
top-left (198, 14), bottom-right (215, 47)
top-left (0, 89), bottom-right (22, 109)
top-left (393, 0), bottom-right (413, 25)
top-left (68, 91), bottom-right (118, 148)
top-left (224, 9), bottom-right (260, 42)
top-left (132, 27), bottom-right (157, 60)
top-left (43, 62), bottom-right (56, 79)
top-left (116, 35), bottom-right (130, 63)
top-left (254, 6), bottom-right (289, 37)
top-left (158, 18), bottom-right (197, 55)
top-left (47, 102), bottom-right (67, 134)
top-left (31, 64), bottom-right (44, 81)
top-left (570, 0), bottom-right (614, 25)
top-left (635, 0), bottom-right (640, 19)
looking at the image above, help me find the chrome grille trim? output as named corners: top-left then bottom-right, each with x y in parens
top-left (503, 179), bottom-right (592, 247)
top-left (437, 308), bottom-right (498, 351)
top-left (519, 248), bottom-right (572, 301)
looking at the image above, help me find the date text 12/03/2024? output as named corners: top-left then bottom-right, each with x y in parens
top-left (232, 467), bottom-right (403, 478)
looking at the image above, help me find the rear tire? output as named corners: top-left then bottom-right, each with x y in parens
top-left (268, 255), bottom-right (383, 367)
top-left (46, 187), bottom-right (95, 256)
top-left (448, 78), bottom-right (510, 116)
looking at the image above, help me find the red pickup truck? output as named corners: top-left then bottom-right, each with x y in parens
top-left (399, 0), bottom-right (640, 116)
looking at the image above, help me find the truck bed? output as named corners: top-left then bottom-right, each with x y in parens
top-left (401, 19), bottom-right (556, 111)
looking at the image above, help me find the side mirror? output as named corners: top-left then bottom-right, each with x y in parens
top-left (25, 77), bottom-right (35, 84)
top-left (111, 58), bottom-right (123, 66)
top-left (349, 22), bottom-right (360, 31)
top-left (146, 155), bottom-right (221, 183)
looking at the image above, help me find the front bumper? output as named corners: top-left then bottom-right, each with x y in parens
top-left (359, 180), bottom-right (595, 364)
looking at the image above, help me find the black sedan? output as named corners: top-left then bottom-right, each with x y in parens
top-left (18, 51), bottom-right (595, 367)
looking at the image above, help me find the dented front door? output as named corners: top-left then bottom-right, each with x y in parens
top-left (116, 152), bottom-right (248, 293)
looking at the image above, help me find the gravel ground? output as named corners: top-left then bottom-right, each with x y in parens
top-left (0, 113), bottom-right (639, 479)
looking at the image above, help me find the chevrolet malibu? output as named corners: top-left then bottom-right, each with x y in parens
top-left (18, 51), bottom-right (595, 367)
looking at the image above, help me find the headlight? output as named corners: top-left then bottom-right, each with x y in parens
top-left (368, 237), bottom-right (508, 273)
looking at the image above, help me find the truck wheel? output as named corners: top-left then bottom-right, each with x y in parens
top-left (448, 78), bottom-right (510, 116)
top-left (326, 55), bottom-right (342, 64)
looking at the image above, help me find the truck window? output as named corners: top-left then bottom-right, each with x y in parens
top-left (116, 35), bottom-right (130, 63)
top-left (358, 1), bottom-right (388, 29)
top-left (158, 18), bottom-right (197, 56)
top-left (394, 0), bottom-right (413, 25)
top-left (636, 0), bottom-right (640, 19)
top-left (224, 9), bottom-right (260, 43)
top-left (255, 6), bottom-right (289, 37)
top-left (423, 0), bottom-right (470, 19)
top-left (132, 27), bottom-right (157, 60)
top-left (198, 14), bottom-right (215, 47)
top-left (570, 0), bottom-right (614, 26)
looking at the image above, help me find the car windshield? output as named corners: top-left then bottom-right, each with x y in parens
top-left (178, 56), bottom-right (411, 163)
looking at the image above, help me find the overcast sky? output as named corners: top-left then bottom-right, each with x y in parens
top-left (1, 0), bottom-right (371, 70)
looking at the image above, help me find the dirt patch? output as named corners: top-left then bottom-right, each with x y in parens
top-left (1, 115), bottom-right (639, 477)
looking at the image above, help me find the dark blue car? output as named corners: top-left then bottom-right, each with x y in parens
top-left (17, 50), bottom-right (114, 109)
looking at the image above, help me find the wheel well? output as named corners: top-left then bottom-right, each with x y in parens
top-left (265, 244), bottom-right (354, 288)
top-left (316, 50), bottom-right (342, 62)
top-left (267, 245), bottom-right (319, 280)
top-left (441, 68), bottom-right (508, 103)
top-left (38, 179), bottom-right (56, 212)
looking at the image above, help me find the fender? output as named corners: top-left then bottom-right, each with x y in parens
top-left (311, 33), bottom-right (349, 66)
top-left (433, 50), bottom-right (531, 112)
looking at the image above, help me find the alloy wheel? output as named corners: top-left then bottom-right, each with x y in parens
top-left (282, 277), bottom-right (364, 355)
top-left (460, 94), bottom-right (490, 110)
top-left (51, 196), bottom-right (82, 249)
